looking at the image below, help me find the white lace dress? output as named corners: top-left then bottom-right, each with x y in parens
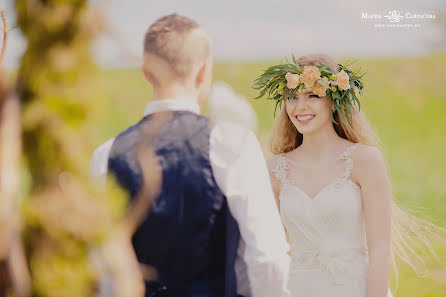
top-left (273, 144), bottom-right (393, 297)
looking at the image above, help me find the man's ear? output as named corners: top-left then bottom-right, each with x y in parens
top-left (195, 62), bottom-right (207, 87)
top-left (142, 66), bottom-right (153, 84)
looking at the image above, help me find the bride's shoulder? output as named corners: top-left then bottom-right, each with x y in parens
top-left (351, 143), bottom-right (387, 174)
top-left (266, 151), bottom-right (291, 170)
top-left (351, 143), bottom-right (383, 160)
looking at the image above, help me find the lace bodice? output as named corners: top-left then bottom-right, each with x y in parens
top-left (272, 143), bottom-right (393, 297)
top-left (272, 143), bottom-right (359, 192)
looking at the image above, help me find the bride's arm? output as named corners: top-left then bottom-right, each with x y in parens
top-left (354, 145), bottom-right (392, 297)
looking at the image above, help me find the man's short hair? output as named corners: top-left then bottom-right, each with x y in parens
top-left (144, 14), bottom-right (210, 80)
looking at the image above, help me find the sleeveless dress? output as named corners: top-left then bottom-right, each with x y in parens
top-left (273, 143), bottom-right (393, 297)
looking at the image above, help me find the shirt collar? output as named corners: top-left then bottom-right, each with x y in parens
top-left (143, 98), bottom-right (201, 116)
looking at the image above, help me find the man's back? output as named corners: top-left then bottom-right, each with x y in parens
top-left (108, 111), bottom-right (240, 297)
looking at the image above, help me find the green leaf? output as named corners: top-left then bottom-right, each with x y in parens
top-left (345, 108), bottom-right (353, 126)
top-left (281, 87), bottom-right (288, 102)
top-left (336, 104), bottom-right (348, 126)
top-left (330, 101), bottom-right (339, 125)
top-left (289, 63), bottom-right (302, 73)
top-left (332, 91), bottom-right (340, 100)
top-left (253, 76), bottom-right (272, 85)
top-left (274, 88), bottom-right (289, 116)
top-left (268, 82), bottom-right (279, 97)
top-left (254, 87), bottom-right (268, 99)
top-left (352, 90), bottom-right (361, 111)
top-left (345, 97), bottom-right (354, 115)
top-left (288, 89), bottom-right (295, 101)
top-left (277, 81), bottom-right (286, 91)
top-left (316, 79), bottom-right (330, 89)
top-left (321, 70), bottom-right (332, 77)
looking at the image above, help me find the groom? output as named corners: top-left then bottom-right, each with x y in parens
top-left (90, 14), bottom-right (290, 297)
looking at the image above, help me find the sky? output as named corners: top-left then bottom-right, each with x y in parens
top-left (2, 0), bottom-right (446, 69)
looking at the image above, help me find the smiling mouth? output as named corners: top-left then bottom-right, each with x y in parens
top-left (295, 114), bottom-right (315, 123)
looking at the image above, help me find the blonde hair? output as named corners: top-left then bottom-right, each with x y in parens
top-left (143, 14), bottom-right (211, 82)
top-left (269, 54), bottom-right (446, 289)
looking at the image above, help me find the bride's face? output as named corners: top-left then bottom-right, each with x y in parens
top-left (286, 91), bottom-right (332, 135)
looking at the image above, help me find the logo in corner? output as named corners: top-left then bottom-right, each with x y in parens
top-left (384, 10), bottom-right (404, 22)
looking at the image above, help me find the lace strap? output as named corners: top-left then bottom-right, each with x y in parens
top-left (340, 143), bottom-right (360, 180)
top-left (272, 154), bottom-right (292, 187)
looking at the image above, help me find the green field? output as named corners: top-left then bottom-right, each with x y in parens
top-left (82, 53), bottom-right (446, 297)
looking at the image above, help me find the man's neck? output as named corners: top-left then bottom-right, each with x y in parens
top-left (152, 84), bottom-right (199, 103)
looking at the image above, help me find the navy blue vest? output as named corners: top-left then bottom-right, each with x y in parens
top-left (108, 111), bottom-right (241, 297)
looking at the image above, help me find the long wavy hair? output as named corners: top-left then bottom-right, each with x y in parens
top-left (269, 54), bottom-right (446, 289)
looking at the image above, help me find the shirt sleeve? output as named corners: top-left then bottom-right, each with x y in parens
top-left (209, 122), bottom-right (291, 297)
top-left (89, 138), bottom-right (115, 187)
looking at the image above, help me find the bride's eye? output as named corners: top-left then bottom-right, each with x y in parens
top-left (309, 94), bottom-right (318, 98)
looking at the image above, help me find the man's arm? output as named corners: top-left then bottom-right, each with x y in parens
top-left (210, 122), bottom-right (291, 297)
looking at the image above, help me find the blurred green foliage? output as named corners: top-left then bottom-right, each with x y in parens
top-left (16, 0), bottom-right (99, 189)
top-left (14, 1), bottom-right (127, 297)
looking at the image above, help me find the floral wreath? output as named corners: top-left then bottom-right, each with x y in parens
top-left (252, 56), bottom-right (366, 126)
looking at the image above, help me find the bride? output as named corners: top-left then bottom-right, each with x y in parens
top-left (254, 54), bottom-right (443, 297)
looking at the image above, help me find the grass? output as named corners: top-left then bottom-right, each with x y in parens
top-left (81, 52), bottom-right (446, 297)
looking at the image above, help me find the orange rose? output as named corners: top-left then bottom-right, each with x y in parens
top-left (313, 77), bottom-right (329, 97)
top-left (335, 70), bottom-right (350, 91)
top-left (285, 72), bottom-right (300, 89)
top-left (300, 66), bottom-right (321, 89)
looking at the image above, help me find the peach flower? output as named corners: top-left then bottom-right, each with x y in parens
top-left (300, 66), bottom-right (321, 89)
top-left (285, 72), bottom-right (300, 89)
top-left (313, 77), bottom-right (329, 97)
top-left (335, 70), bottom-right (350, 91)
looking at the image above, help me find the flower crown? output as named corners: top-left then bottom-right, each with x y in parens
top-left (252, 56), bottom-right (366, 126)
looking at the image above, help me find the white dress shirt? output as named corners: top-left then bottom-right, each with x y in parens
top-left (90, 98), bottom-right (291, 297)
